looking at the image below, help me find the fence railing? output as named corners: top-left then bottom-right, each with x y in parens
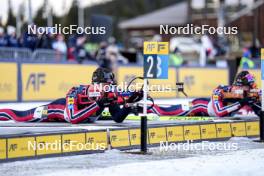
top-left (0, 47), bottom-right (32, 61)
top-left (32, 49), bottom-right (66, 62)
top-left (0, 47), bottom-right (66, 62)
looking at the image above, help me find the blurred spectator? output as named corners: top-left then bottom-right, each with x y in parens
top-left (212, 37), bottom-right (227, 56)
top-left (52, 34), bottom-right (67, 54)
top-left (107, 45), bottom-right (128, 64)
top-left (129, 37), bottom-right (144, 65)
top-left (36, 30), bottom-right (54, 49)
top-left (75, 35), bottom-right (87, 63)
top-left (7, 26), bottom-right (20, 47)
top-left (96, 41), bottom-right (111, 69)
top-left (84, 43), bottom-right (99, 58)
top-left (169, 47), bottom-right (183, 67)
top-left (52, 34), bottom-right (67, 61)
top-left (22, 25), bottom-right (38, 50)
top-left (200, 34), bottom-right (216, 66)
top-left (249, 43), bottom-right (260, 59)
top-left (107, 37), bottom-right (128, 64)
top-left (96, 46), bottom-right (122, 72)
top-left (0, 27), bottom-right (8, 47)
top-left (105, 45), bottom-right (119, 71)
top-left (96, 38), bottom-right (129, 72)
top-left (96, 41), bottom-right (107, 59)
top-left (152, 34), bottom-right (162, 42)
top-left (240, 48), bottom-right (255, 69)
top-left (135, 43), bottom-right (144, 65)
top-left (67, 34), bottom-right (77, 61)
top-left (67, 34), bottom-right (94, 63)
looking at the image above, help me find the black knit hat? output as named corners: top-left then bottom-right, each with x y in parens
top-left (233, 71), bottom-right (255, 87)
top-left (92, 67), bottom-right (116, 84)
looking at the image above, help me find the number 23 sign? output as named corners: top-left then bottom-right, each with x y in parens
top-left (143, 42), bottom-right (169, 79)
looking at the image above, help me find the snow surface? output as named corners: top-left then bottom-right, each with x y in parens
top-left (0, 101), bottom-right (263, 176)
top-left (1, 138), bottom-right (264, 176)
top-left (40, 149), bottom-right (264, 176)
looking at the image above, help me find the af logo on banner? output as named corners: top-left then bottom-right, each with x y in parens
top-left (143, 42), bottom-right (169, 79)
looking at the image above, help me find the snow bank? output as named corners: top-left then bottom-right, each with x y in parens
top-left (40, 148), bottom-right (264, 176)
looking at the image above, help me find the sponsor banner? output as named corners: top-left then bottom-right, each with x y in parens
top-left (36, 135), bottom-right (61, 155)
top-left (0, 139), bottom-right (6, 159)
top-left (200, 124), bottom-right (217, 139)
top-left (0, 63), bottom-right (17, 101)
top-left (166, 126), bottom-right (184, 142)
top-left (117, 66), bottom-right (177, 98)
top-left (7, 137), bottom-right (35, 158)
top-left (62, 133), bottom-right (85, 153)
top-left (86, 131), bottom-right (108, 150)
top-left (183, 125), bottom-right (201, 140)
top-left (21, 64), bottom-right (97, 101)
top-left (231, 122), bottom-right (246, 137)
top-left (148, 127), bottom-right (167, 144)
top-left (246, 121), bottom-right (259, 136)
top-left (129, 129), bottom-right (141, 146)
top-left (216, 123), bottom-right (232, 138)
top-left (178, 68), bottom-right (229, 97)
top-left (109, 129), bottom-right (130, 148)
top-left (0, 120), bottom-right (260, 161)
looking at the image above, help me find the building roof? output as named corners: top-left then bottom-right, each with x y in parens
top-left (119, 2), bottom-right (188, 29)
top-left (228, 0), bottom-right (264, 24)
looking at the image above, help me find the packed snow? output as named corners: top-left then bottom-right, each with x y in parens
top-left (1, 138), bottom-right (264, 176)
top-left (39, 149), bottom-right (264, 176)
top-left (0, 101), bottom-right (263, 176)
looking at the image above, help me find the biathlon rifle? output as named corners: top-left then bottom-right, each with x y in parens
top-left (223, 87), bottom-right (261, 102)
top-left (77, 76), bottom-right (188, 109)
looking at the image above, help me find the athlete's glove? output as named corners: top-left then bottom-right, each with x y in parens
top-left (239, 97), bottom-right (255, 106)
top-left (127, 90), bottom-right (144, 103)
top-left (130, 105), bottom-right (143, 115)
top-left (97, 97), bottom-right (111, 107)
top-left (97, 91), bottom-right (120, 107)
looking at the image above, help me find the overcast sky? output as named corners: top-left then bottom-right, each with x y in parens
top-left (0, 0), bottom-right (109, 24)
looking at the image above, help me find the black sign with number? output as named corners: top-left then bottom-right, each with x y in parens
top-left (144, 55), bottom-right (158, 79)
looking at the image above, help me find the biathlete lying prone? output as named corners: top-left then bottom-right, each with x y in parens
top-left (0, 67), bottom-right (201, 124)
top-left (0, 68), bottom-right (261, 124)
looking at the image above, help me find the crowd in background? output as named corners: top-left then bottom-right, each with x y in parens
top-left (0, 25), bottom-right (129, 68)
top-left (0, 26), bottom-right (68, 53)
top-left (0, 26), bottom-right (19, 47)
top-left (0, 25), bottom-right (262, 70)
